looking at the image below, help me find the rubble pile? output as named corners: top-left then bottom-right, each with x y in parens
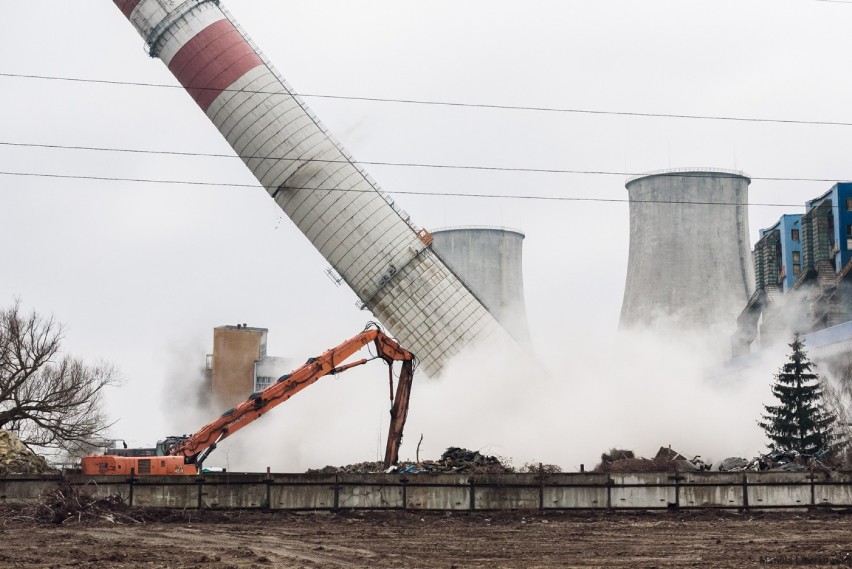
top-left (718, 457), bottom-right (750, 472)
top-left (596, 457), bottom-right (678, 473)
top-left (595, 445), bottom-right (841, 474)
top-left (600, 449), bottom-right (635, 463)
top-left (719, 449), bottom-right (835, 473)
top-left (519, 462), bottom-right (562, 474)
top-left (435, 447), bottom-right (508, 473)
top-left (595, 446), bottom-right (709, 473)
top-left (306, 461), bottom-right (385, 474)
top-left (0, 430), bottom-right (56, 475)
top-left (306, 447), bottom-right (514, 474)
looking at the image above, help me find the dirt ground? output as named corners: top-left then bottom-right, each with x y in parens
top-left (0, 508), bottom-right (850, 568)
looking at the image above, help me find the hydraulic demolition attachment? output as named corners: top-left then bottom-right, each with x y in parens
top-left (82, 323), bottom-right (416, 475)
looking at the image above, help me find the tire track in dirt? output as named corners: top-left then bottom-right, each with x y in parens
top-left (87, 524), bottom-right (377, 568)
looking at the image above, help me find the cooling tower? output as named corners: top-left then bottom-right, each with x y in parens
top-left (619, 168), bottom-right (755, 332)
top-left (431, 227), bottom-right (530, 344)
top-left (112, 0), bottom-right (511, 376)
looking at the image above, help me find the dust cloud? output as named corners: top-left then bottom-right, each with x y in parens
top-left (166, 321), bottom-right (791, 473)
top-left (402, 324), bottom-right (777, 472)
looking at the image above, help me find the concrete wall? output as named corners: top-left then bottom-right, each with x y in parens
top-left (4, 472), bottom-right (851, 511)
top-left (620, 169), bottom-right (754, 334)
top-left (431, 227), bottom-right (530, 344)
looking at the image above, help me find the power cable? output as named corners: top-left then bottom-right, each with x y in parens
top-left (0, 170), bottom-right (820, 208)
top-left (1, 71), bottom-right (851, 128)
top-left (0, 141), bottom-right (850, 183)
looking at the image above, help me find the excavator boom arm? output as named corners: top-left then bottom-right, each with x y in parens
top-left (169, 325), bottom-right (415, 467)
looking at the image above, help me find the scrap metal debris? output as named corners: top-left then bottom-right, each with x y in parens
top-left (595, 446), bottom-right (711, 473)
top-left (307, 447), bottom-right (516, 474)
top-left (438, 447), bottom-right (505, 471)
top-left (720, 449), bottom-right (833, 474)
top-left (718, 457), bottom-right (749, 472)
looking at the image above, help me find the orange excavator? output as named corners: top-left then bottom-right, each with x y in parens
top-left (82, 323), bottom-right (415, 476)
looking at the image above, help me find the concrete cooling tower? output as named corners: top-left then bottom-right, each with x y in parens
top-left (431, 227), bottom-right (530, 344)
top-left (619, 168), bottom-right (755, 332)
top-left (112, 0), bottom-right (513, 376)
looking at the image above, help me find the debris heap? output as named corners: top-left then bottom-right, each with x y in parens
top-left (594, 446), bottom-right (709, 473)
top-left (437, 447), bottom-right (505, 472)
top-left (0, 430), bottom-right (57, 475)
top-left (36, 482), bottom-right (125, 524)
top-left (307, 447), bottom-right (514, 474)
top-left (307, 461), bottom-right (384, 475)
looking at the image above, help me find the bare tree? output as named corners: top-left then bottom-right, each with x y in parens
top-left (0, 300), bottom-right (118, 452)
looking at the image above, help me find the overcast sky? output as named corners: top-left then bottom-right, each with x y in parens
top-left (1, 0), bottom-right (851, 470)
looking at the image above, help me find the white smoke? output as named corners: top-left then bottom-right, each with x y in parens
top-left (402, 324), bottom-right (777, 471)
top-left (185, 319), bottom-right (790, 473)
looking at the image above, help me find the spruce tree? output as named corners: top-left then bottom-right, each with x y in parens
top-left (758, 334), bottom-right (836, 455)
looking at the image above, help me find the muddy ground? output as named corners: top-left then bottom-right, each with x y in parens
top-left (0, 509), bottom-right (850, 568)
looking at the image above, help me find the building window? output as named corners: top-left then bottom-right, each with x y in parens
top-left (254, 376), bottom-right (274, 391)
top-left (791, 229), bottom-right (799, 242)
top-left (847, 225), bottom-right (852, 249)
top-left (846, 198), bottom-right (852, 211)
top-left (791, 251), bottom-right (801, 277)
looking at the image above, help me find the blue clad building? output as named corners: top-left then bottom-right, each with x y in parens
top-left (758, 214), bottom-right (803, 292)
top-left (805, 182), bottom-right (852, 273)
top-left (733, 182), bottom-right (852, 357)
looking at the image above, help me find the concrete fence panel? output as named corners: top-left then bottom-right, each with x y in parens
top-left (544, 474), bottom-right (611, 509)
top-left (813, 473), bottom-right (852, 506)
top-left (3, 471), bottom-right (852, 512)
top-left (270, 484), bottom-right (335, 510)
top-left (746, 473), bottom-right (811, 508)
top-left (132, 481), bottom-right (198, 509)
top-left (338, 484), bottom-right (403, 509)
top-left (610, 474), bottom-right (675, 509)
top-left (0, 475), bottom-right (61, 504)
top-left (406, 484), bottom-right (470, 510)
top-left (474, 484), bottom-right (540, 510)
top-left (201, 480), bottom-right (268, 509)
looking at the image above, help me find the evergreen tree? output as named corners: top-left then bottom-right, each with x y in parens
top-left (758, 334), bottom-right (836, 455)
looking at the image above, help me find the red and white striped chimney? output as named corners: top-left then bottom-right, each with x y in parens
top-left (112, 0), bottom-right (513, 375)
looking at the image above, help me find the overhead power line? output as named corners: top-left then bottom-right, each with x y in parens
top-left (1, 141), bottom-right (850, 183)
top-left (1, 71), bottom-right (851, 128)
top-left (0, 170), bottom-right (817, 208)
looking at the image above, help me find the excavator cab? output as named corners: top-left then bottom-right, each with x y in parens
top-left (156, 436), bottom-right (189, 457)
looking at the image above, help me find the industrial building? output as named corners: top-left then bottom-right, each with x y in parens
top-left (112, 0), bottom-right (518, 376)
top-left (619, 168), bottom-right (755, 333)
top-left (206, 324), bottom-right (293, 410)
top-left (756, 214), bottom-right (804, 293)
top-left (733, 183), bottom-right (852, 357)
top-left (431, 227), bottom-right (531, 344)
